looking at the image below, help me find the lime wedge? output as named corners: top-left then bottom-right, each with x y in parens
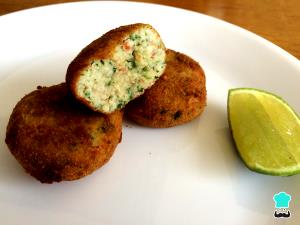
top-left (228, 88), bottom-right (300, 176)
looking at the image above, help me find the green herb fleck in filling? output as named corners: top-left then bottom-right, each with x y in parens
top-left (127, 87), bottom-right (133, 100)
top-left (84, 90), bottom-right (91, 99)
top-left (129, 34), bottom-right (141, 41)
top-left (126, 58), bottom-right (137, 69)
top-left (106, 80), bottom-right (113, 86)
top-left (137, 85), bottom-right (144, 93)
top-left (117, 100), bottom-right (126, 109)
top-left (142, 66), bottom-right (149, 72)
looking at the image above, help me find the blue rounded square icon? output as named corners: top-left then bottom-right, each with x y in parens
top-left (273, 192), bottom-right (291, 208)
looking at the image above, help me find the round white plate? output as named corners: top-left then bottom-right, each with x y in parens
top-left (0, 1), bottom-right (299, 224)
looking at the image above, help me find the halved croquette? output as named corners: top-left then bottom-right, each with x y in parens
top-left (66, 23), bottom-right (166, 114)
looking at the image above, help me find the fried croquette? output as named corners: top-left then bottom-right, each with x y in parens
top-left (125, 49), bottom-right (206, 128)
top-left (66, 23), bottom-right (166, 114)
top-left (5, 83), bottom-right (123, 183)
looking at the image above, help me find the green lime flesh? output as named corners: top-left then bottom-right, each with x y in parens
top-left (228, 88), bottom-right (300, 176)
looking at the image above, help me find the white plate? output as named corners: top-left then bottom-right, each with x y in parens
top-left (0, 1), bottom-right (299, 224)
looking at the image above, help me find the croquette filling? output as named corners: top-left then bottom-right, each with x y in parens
top-left (77, 28), bottom-right (166, 113)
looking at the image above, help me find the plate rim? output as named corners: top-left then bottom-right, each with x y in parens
top-left (0, 0), bottom-right (299, 67)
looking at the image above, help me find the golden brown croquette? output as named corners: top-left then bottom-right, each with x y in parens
top-left (5, 83), bottom-right (123, 183)
top-left (125, 49), bottom-right (206, 128)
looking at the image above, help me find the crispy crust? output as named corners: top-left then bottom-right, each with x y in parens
top-left (5, 83), bottom-right (123, 183)
top-left (125, 49), bottom-right (206, 128)
top-left (66, 23), bottom-right (165, 113)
